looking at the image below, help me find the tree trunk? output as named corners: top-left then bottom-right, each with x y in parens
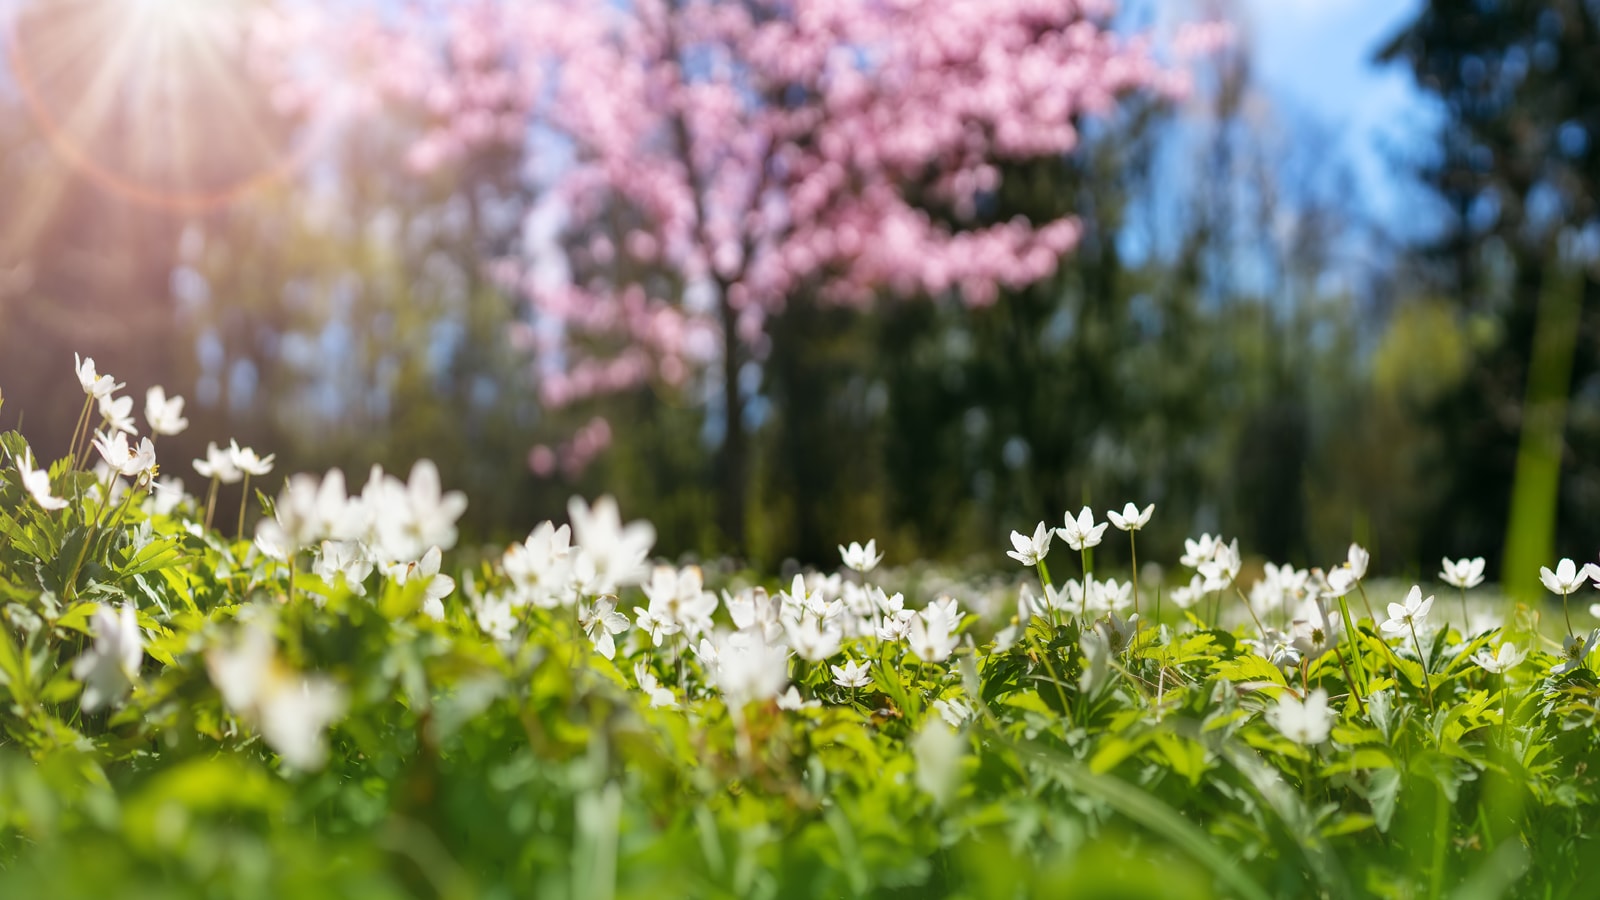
top-left (717, 284), bottom-right (747, 555)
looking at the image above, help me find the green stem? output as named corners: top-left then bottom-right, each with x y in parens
top-left (1335, 595), bottom-right (1369, 698)
top-left (1035, 559), bottom-right (1060, 630)
top-left (65, 395), bottom-right (92, 470)
top-left (1129, 532), bottom-right (1141, 621)
top-left (236, 473), bottom-right (252, 541)
top-left (1354, 581), bottom-right (1376, 624)
top-left (1233, 584), bottom-right (1268, 637)
top-left (1407, 620), bottom-right (1436, 713)
top-left (1025, 626), bottom-right (1073, 721)
top-left (203, 475), bottom-right (220, 533)
top-left (1334, 645), bottom-right (1366, 715)
top-left (1429, 779), bottom-right (1449, 900)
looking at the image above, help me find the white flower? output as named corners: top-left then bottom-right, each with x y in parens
top-left (193, 441), bottom-right (243, 483)
top-left (258, 677), bottom-right (347, 771)
top-left (693, 637), bottom-right (721, 676)
top-left (474, 595), bottom-right (517, 642)
top-left (838, 539), bottom-right (884, 573)
top-left (1325, 568), bottom-right (1357, 598)
top-left (908, 605), bottom-right (958, 662)
top-left (1096, 578), bottom-right (1133, 613)
top-left (1005, 521), bottom-right (1053, 566)
top-left (74, 353), bottom-right (123, 398)
top-left (577, 597), bottom-right (630, 660)
top-left (714, 631), bottom-right (789, 707)
top-left (71, 604), bottom-right (142, 711)
top-left (146, 475), bottom-right (187, 516)
top-left (314, 540), bottom-right (374, 597)
top-left (92, 432), bottom-right (156, 478)
top-left (18, 452), bottom-right (67, 511)
top-left (638, 565), bottom-right (717, 641)
top-left (98, 393), bottom-right (136, 435)
top-left (1180, 534), bottom-right (1220, 568)
top-left (912, 719), bottom-right (964, 805)
top-left (385, 546), bottom-right (455, 620)
top-left (1379, 585), bottom-right (1434, 636)
top-left (1250, 628), bottom-right (1302, 669)
top-left (1540, 558), bottom-right (1598, 595)
top-left (1440, 557), bottom-right (1486, 590)
top-left (876, 613), bottom-right (912, 643)
top-left (227, 439), bottom-right (275, 477)
top-left (1078, 628), bottom-right (1111, 695)
top-left (1107, 502), bottom-right (1154, 532)
top-left (1169, 574), bottom-right (1207, 610)
top-left (776, 685), bottom-right (818, 711)
top-left (1346, 544), bottom-right (1370, 580)
top-left (1097, 611), bottom-right (1138, 656)
top-left (1473, 642), bottom-right (1527, 675)
top-left (206, 617), bottom-right (345, 771)
top-left (634, 662), bottom-right (677, 708)
top-left (1266, 688), bottom-right (1335, 745)
top-left (785, 616), bottom-right (843, 662)
top-left (632, 604), bottom-right (678, 647)
top-left (1288, 600), bottom-right (1339, 659)
top-left (257, 470), bottom-right (361, 554)
top-left (931, 696), bottom-right (975, 728)
top-left (1552, 629), bottom-right (1600, 675)
top-left (503, 521), bottom-right (574, 608)
top-left (830, 659), bottom-right (873, 689)
top-left (1057, 507), bottom-right (1108, 552)
top-left (725, 586), bottom-right (782, 640)
top-left (144, 386), bottom-right (188, 436)
top-left (1198, 540), bottom-right (1241, 592)
top-left (363, 461), bottom-right (467, 563)
top-left (567, 495), bottom-right (654, 595)
top-left (928, 595), bottom-right (964, 625)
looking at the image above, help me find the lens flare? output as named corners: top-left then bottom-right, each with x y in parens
top-left (3, 0), bottom-right (303, 213)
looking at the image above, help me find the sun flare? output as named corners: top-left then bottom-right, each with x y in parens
top-left (2, 0), bottom-right (299, 215)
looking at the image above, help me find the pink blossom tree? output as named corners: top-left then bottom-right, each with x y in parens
top-left (358, 0), bottom-right (1198, 548)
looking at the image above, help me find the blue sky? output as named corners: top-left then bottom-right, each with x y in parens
top-left (1239, 0), bottom-right (1436, 224)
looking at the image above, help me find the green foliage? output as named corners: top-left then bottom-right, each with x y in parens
top-left (3, 418), bottom-right (1600, 898)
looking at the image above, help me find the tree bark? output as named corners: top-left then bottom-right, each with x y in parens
top-left (716, 284), bottom-right (747, 555)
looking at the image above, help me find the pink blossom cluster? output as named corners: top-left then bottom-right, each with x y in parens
top-left (528, 416), bottom-right (614, 478)
top-left (284, 0), bottom-right (1212, 473)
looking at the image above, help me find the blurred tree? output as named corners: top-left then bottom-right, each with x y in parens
top-left (355, 0), bottom-right (1192, 557)
top-left (1381, 0), bottom-right (1600, 594)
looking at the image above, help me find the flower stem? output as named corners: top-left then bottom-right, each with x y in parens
top-left (1354, 582), bottom-right (1376, 623)
top-left (1129, 532), bottom-right (1141, 621)
top-left (1333, 646), bottom-right (1366, 715)
top-left (1561, 591), bottom-right (1575, 637)
top-left (1035, 559), bottom-right (1060, 630)
top-left (1335, 594), bottom-right (1369, 698)
top-left (1026, 626), bottom-right (1073, 721)
top-left (1407, 619), bottom-right (1436, 713)
top-left (236, 473), bottom-right (252, 541)
top-left (66, 395), bottom-right (92, 470)
top-left (203, 475), bottom-right (220, 533)
top-left (1233, 584), bottom-right (1268, 637)
top-left (1458, 586), bottom-right (1469, 634)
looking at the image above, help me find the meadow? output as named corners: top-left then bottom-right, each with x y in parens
top-left (2, 362), bottom-right (1597, 899)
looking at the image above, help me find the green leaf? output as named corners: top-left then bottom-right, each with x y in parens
top-left (1367, 768), bottom-right (1403, 833)
top-left (1213, 654), bottom-right (1287, 687)
top-left (118, 538), bottom-right (185, 577)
